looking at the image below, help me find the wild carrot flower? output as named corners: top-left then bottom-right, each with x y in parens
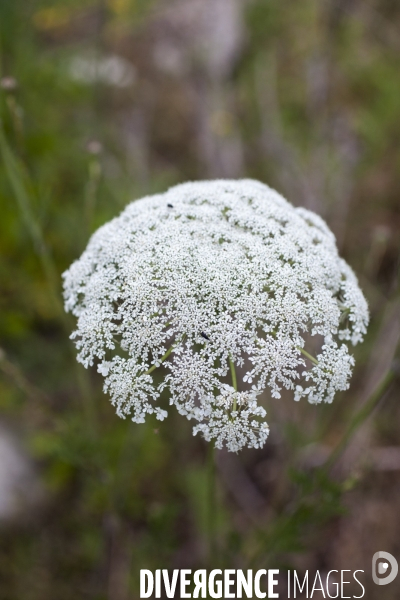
top-left (63, 179), bottom-right (368, 452)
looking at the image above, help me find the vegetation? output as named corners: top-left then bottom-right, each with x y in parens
top-left (0, 1), bottom-right (399, 598)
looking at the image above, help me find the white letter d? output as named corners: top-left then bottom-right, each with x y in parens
top-left (140, 570), bottom-right (154, 598)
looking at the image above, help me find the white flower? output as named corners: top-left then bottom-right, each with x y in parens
top-left (193, 385), bottom-right (270, 453)
top-left (63, 179), bottom-right (369, 452)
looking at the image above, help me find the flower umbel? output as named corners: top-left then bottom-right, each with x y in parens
top-left (63, 179), bottom-right (369, 451)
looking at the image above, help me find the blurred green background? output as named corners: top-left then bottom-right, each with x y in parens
top-left (0, 0), bottom-right (400, 598)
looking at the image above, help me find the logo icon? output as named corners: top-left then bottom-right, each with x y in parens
top-left (372, 551), bottom-right (398, 585)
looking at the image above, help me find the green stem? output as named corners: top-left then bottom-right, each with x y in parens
top-left (229, 356), bottom-right (237, 391)
top-left (324, 369), bottom-right (395, 470)
top-left (297, 346), bottom-right (319, 366)
top-left (229, 355), bottom-right (238, 412)
top-left (145, 345), bottom-right (174, 375)
top-left (207, 442), bottom-right (216, 566)
top-left (145, 334), bottom-right (186, 375)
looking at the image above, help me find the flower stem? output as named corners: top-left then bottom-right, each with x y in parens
top-left (145, 345), bottom-right (175, 375)
top-left (207, 442), bottom-right (216, 566)
top-left (324, 368), bottom-right (395, 470)
top-left (229, 355), bottom-right (238, 412)
top-left (297, 346), bottom-right (319, 365)
top-left (145, 334), bottom-right (186, 375)
top-left (229, 357), bottom-right (238, 391)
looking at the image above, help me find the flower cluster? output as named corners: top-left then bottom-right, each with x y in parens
top-left (63, 179), bottom-right (369, 452)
